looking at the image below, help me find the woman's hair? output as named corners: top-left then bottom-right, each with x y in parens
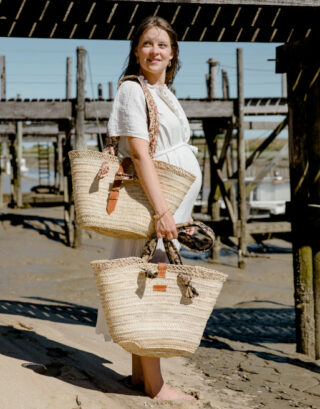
top-left (120, 16), bottom-right (181, 85)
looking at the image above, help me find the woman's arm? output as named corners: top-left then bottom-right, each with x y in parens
top-left (127, 137), bottom-right (178, 240)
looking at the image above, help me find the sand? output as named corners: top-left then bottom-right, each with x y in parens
top-left (0, 206), bottom-right (320, 409)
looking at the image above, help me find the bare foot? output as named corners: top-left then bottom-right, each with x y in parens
top-left (121, 375), bottom-right (144, 391)
top-left (152, 383), bottom-right (197, 401)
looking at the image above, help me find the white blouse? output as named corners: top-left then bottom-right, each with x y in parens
top-left (107, 76), bottom-right (196, 159)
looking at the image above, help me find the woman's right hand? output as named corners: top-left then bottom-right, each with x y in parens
top-left (155, 210), bottom-right (178, 241)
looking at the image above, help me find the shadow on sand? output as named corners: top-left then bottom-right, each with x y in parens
top-left (0, 297), bottom-right (143, 396)
top-left (0, 213), bottom-right (66, 244)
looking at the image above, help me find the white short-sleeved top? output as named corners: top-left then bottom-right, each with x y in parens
top-left (107, 76), bottom-right (193, 159)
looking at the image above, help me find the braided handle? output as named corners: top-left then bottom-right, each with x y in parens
top-left (140, 221), bottom-right (215, 264)
top-left (106, 75), bottom-right (159, 158)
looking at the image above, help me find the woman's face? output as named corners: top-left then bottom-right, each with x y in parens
top-left (135, 26), bottom-right (173, 83)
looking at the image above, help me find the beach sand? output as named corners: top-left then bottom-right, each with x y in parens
top-left (0, 207), bottom-right (319, 409)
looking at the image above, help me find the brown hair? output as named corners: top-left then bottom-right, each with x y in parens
top-left (120, 16), bottom-right (180, 86)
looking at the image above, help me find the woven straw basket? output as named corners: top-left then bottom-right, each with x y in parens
top-left (91, 257), bottom-right (227, 357)
top-left (68, 150), bottom-right (196, 239)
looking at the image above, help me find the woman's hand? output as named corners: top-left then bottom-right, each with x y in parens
top-left (155, 210), bottom-right (178, 241)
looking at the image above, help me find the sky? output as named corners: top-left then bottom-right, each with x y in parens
top-left (0, 37), bottom-right (287, 141)
top-left (1, 37), bottom-right (283, 100)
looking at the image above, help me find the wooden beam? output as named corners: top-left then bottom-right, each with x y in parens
top-left (0, 98), bottom-right (287, 121)
top-left (213, 155), bottom-right (236, 225)
top-left (276, 38), bottom-right (320, 73)
top-left (218, 123), bottom-right (233, 169)
top-left (246, 221), bottom-right (291, 234)
top-left (181, 100), bottom-right (234, 118)
top-left (245, 141), bottom-right (288, 197)
top-left (0, 101), bottom-right (72, 120)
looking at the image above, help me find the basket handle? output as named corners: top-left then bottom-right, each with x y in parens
top-left (140, 222), bottom-right (215, 299)
top-left (104, 75), bottom-right (159, 158)
top-left (140, 221), bottom-right (215, 264)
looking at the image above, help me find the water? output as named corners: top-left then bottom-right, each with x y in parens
top-left (1, 168), bottom-right (55, 193)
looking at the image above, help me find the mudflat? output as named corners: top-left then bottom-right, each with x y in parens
top-left (0, 207), bottom-right (319, 409)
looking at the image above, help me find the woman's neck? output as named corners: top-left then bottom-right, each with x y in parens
top-left (139, 70), bottom-right (165, 86)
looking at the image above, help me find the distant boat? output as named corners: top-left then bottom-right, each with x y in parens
top-left (3, 158), bottom-right (29, 174)
top-left (20, 158), bottom-right (29, 173)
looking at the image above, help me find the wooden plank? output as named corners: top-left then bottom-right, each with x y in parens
top-left (246, 221), bottom-right (291, 233)
top-left (0, 122), bottom-right (108, 136)
top-left (2, 192), bottom-right (64, 204)
top-left (243, 121), bottom-right (282, 130)
top-left (181, 100), bottom-right (234, 118)
top-left (0, 99), bottom-right (286, 121)
top-left (0, 101), bottom-right (72, 120)
top-left (85, 100), bottom-right (113, 119)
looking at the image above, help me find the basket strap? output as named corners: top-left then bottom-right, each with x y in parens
top-left (176, 221), bottom-right (215, 252)
top-left (107, 157), bottom-right (132, 214)
top-left (140, 221), bottom-right (215, 261)
top-left (117, 75), bottom-right (159, 158)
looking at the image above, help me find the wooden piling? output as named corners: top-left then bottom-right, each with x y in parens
top-left (108, 81), bottom-right (113, 100)
top-left (0, 142), bottom-right (3, 208)
top-left (206, 58), bottom-right (220, 261)
top-left (236, 48), bottom-right (247, 270)
top-left (276, 40), bottom-right (320, 358)
top-left (1, 56), bottom-right (6, 100)
top-left (66, 57), bottom-right (72, 99)
top-left (73, 46), bottom-right (87, 248)
top-left (222, 69), bottom-right (229, 100)
top-left (53, 141), bottom-right (58, 188)
top-left (308, 69), bottom-right (320, 359)
top-left (222, 69), bottom-right (236, 221)
top-left (0, 57), bottom-right (5, 207)
top-left (57, 133), bottom-right (64, 193)
top-left (17, 122), bottom-right (22, 207)
top-left (98, 83), bottom-right (103, 100)
top-left (288, 68), bottom-right (315, 357)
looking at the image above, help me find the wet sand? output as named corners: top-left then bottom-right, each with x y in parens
top-left (0, 207), bottom-right (319, 409)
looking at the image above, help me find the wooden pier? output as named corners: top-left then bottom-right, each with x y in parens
top-left (0, 0), bottom-right (319, 359)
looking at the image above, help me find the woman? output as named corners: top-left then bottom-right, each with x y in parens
top-left (96, 16), bottom-right (202, 400)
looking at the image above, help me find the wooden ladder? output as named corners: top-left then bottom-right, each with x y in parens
top-left (37, 143), bottom-right (50, 186)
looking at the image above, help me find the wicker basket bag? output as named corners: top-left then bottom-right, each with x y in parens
top-left (68, 75), bottom-right (196, 239)
top-left (91, 221), bottom-right (227, 357)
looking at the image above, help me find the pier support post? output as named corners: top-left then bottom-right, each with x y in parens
top-left (206, 58), bottom-right (221, 261)
top-left (277, 38), bottom-right (320, 358)
top-left (0, 142), bottom-right (3, 208)
top-left (237, 48), bottom-right (247, 269)
top-left (73, 46), bottom-right (87, 248)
